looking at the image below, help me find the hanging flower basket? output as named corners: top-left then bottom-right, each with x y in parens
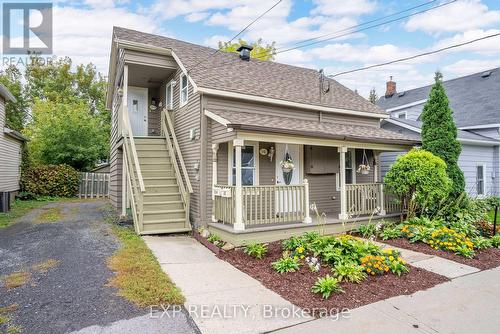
top-left (357, 149), bottom-right (371, 175)
top-left (280, 152), bottom-right (294, 185)
top-left (357, 164), bottom-right (371, 175)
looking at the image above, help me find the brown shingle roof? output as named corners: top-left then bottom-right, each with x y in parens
top-left (208, 109), bottom-right (418, 145)
top-left (113, 27), bottom-right (386, 116)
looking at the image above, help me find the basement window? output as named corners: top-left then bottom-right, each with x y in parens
top-left (180, 74), bottom-right (188, 107)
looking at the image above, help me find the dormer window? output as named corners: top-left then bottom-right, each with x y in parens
top-left (180, 74), bottom-right (188, 107)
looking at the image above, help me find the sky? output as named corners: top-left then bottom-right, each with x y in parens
top-left (1, 0), bottom-right (500, 98)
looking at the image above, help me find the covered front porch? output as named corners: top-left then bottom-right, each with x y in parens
top-left (207, 134), bottom-right (407, 243)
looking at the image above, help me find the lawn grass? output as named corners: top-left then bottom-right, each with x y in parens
top-left (37, 207), bottom-right (64, 223)
top-left (0, 304), bottom-right (17, 327)
top-left (488, 210), bottom-right (499, 224)
top-left (0, 199), bottom-right (52, 229)
top-left (107, 223), bottom-right (185, 307)
top-left (1, 271), bottom-right (30, 290)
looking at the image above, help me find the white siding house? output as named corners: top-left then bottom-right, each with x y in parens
top-left (0, 84), bottom-right (27, 211)
top-left (377, 69), bottom-right (500, 197)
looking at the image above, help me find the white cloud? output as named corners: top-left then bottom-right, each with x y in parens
top-left (405, 0), bottom-right (500, 34)
top-left (149, 0), bottom-right (250, 20)
top-left (432, 29), bottom-right (500, 55)
top-left (203, 34), bottom-right (229, 47)
top-left (185, 12), bottom-right (210, 22)
top-left (311, 0), bottom-right (377, 17)
top-left (50, 5), bottom-right (164, 72)
top-left (443, 58), bottom-right (500, 76)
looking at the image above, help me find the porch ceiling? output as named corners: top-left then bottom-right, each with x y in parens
top-left (205, 109), bottom-right (420, 146)
top-left (127, 63), bottom-right (174, 88)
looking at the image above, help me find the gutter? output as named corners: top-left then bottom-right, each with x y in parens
top-left (0, 84), bottom-right (16, 103)
top-left (3, 127), bottom-right (28, 142)
top-left (228, 123), bottom-right (419, 146)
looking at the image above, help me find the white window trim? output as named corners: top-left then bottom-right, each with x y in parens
top-left (228, 141), bottom-right (260, 186)
top-left (476, 164), bottom-right (487, 197)
top-left (336, 148), bottom-right (356, 191)
top-left (179, 74), bottom-right (189, 107)
top-left (395, 111), bottom-right (407, 119)
top-left (166, 80), bottom-right (174, 109)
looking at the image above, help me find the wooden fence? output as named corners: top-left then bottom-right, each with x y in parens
top-left (79, 172), bottom-right (110, 199)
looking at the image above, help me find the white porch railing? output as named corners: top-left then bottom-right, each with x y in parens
top-left (213, 181), bottom-right (310, 227)
top-left (346, 182), bottom-right (401, 216)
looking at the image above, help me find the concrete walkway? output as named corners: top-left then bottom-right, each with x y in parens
top-left (274, 266), bottom-right (500, 334)
top-left (143, 236), bottom-right (312, 334)
top-left (372, 240), bottom-right (480, 279)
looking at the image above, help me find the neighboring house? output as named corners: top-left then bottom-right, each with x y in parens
top-left (377, 70), bottom-right (500, 198)
top-left (0, 84), bottom-right (27, 212)
top-left (90, 162), bottom-right (110, 173)
top-left (106, 27), bottom-right (417, 243)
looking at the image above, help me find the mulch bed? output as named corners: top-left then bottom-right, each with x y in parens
top-left (382, 238), bottom-right (500, 270)
top-left (218, 242), bottom-right (448, 314)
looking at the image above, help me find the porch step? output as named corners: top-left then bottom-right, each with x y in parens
top-left (143, 193), bottom-right (183, 202)
top-left (144, 209), bottom-right (186, 221)
top-left (143, 201), bottom-right (184, 211)
top-left (136, 150), bottom-right (170, 158)
top-left (139, 157), bottom-right (171, 165)
top-left (141, 177), bottom-right (177, 186)
top-left (146, 185), bottom-right (180, 193)
top-left (140, 162), bottom-right (173, 170)
top-left (141, 169), bottom-right (175, 177)
top-left (134, 137), bottom-right (165, 144)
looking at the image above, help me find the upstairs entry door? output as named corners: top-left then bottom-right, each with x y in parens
top-left (127, 86), bottom-right (148, 136)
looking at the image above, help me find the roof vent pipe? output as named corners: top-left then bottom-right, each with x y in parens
top-left (236, 45), bottom-right (253, 61)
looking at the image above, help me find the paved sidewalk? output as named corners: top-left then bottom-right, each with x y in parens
top-left (273, 266), bottom-right (500, 334)
top-left (144, 236), bottom-right (312, 334)
top-left (373, 240), bottom-right (480, 278)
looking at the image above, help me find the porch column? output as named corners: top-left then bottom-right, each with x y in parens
top-left (211, 144), bottom-right (219, 223)
top-left (374, 152), bottom-right (386, 215)
top-left (233, 139), bottom-right (245, 230)
top-left (338, 146), bottom-right (349, 220)
top-left (303, 179), bottom-right (312, 223)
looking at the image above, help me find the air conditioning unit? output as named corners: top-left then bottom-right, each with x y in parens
top-left (0, 192), bottom-right (10, 213)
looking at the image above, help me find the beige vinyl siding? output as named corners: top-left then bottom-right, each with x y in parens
top-left (147, 87), bottom-right (161, 136)
top-left (307, 174), bottom-right (339, 214)
top-left (170, 67), bottom-right (201, 224)
top-left (211, 120), bottom-right (235, 143)
top-left (217, 142), bottom-right (228, 185)
top-left (0, 97), bottom-right (23, 192)
top-left (259, 142), bottom-right (275, 185)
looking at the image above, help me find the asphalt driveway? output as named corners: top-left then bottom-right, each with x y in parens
top-left (0, 200), bottom-right (199, 334)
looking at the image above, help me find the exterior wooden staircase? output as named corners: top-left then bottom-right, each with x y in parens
top-left (122, 108), bottom-right (192, 235)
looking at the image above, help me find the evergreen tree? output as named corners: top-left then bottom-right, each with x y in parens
top-left (421, 72), bottom-right (464, 197)
top-left (369, 87), bottom-right (377, 104)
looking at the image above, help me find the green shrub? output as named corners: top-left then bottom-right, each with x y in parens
top-left (332, 263), bottom-right (367, 283)
top-left (21, 164), bottom-right (79, 197)
top-left (384, 149), bottom-right (452, 219)
top-left (272, 255), bottom-right (300, 274)
top-left (207, 234), bottom-right (221, 244)
top-left (491, 235), bottom-right (500, 248)
top-left (311, 275), bottom-right (343, 299)
top-left (243, 242), bottom-right (268, 259)
top-left (380, 225), bottom-right (402, 240)
top-left (427, 227), bottom-right (475, 258)
top-left (357, 223), bottom-right (378, 238)
top-left (471, 236), bottom-right (492, 250)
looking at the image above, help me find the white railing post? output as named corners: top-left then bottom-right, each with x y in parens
top-left (378, 183), bottom-right (386, 216)
top-left (338, 146), bottom-right (349, 220)
top-left (233, 139), bottom-right (245, 230)
top-left (212, 144), bottom-right (219, 223)
top-left (303, 179), bottom-right (312, 223)
top-left (121, 149), bottom-right (127, 217)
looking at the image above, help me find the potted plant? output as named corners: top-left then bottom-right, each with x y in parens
top-left (280, 152), bottom-right (295, 185)
top-left (357, 164), bottom-right (371, 175)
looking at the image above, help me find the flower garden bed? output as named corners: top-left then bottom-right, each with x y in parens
top-left (382, 237), bottom-right (500, 270)
top-left (218, 236), bottom-right (448, 314)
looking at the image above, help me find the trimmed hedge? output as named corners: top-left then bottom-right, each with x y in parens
top-left (21, 164), bottom-right (80, 197)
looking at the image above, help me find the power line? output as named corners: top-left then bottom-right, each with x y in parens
top-left (193, 0), bottom-right (456, 74)
top-left (275, 0), bottom-right (439, 51)
top-left (188, 0), bottom-right (282, 73)
top-left (263, 0), bottom-right (457, 58)
top-left (328, 32), bottom-right (500, 78)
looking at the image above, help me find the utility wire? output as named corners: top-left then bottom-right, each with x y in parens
top-left (328, 32), bottom-right (500, 77)
top-left (188, 0), bottom-right (282, 73)
top-left (276, 0), bottom-right (438, 51)
top-left (193, 0), bottom-right (456, 74)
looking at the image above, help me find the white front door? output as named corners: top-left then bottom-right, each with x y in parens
top-left (275, 144), bottom-right (302, 214)
top-left (127, 86), bottom-right (148, 136)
